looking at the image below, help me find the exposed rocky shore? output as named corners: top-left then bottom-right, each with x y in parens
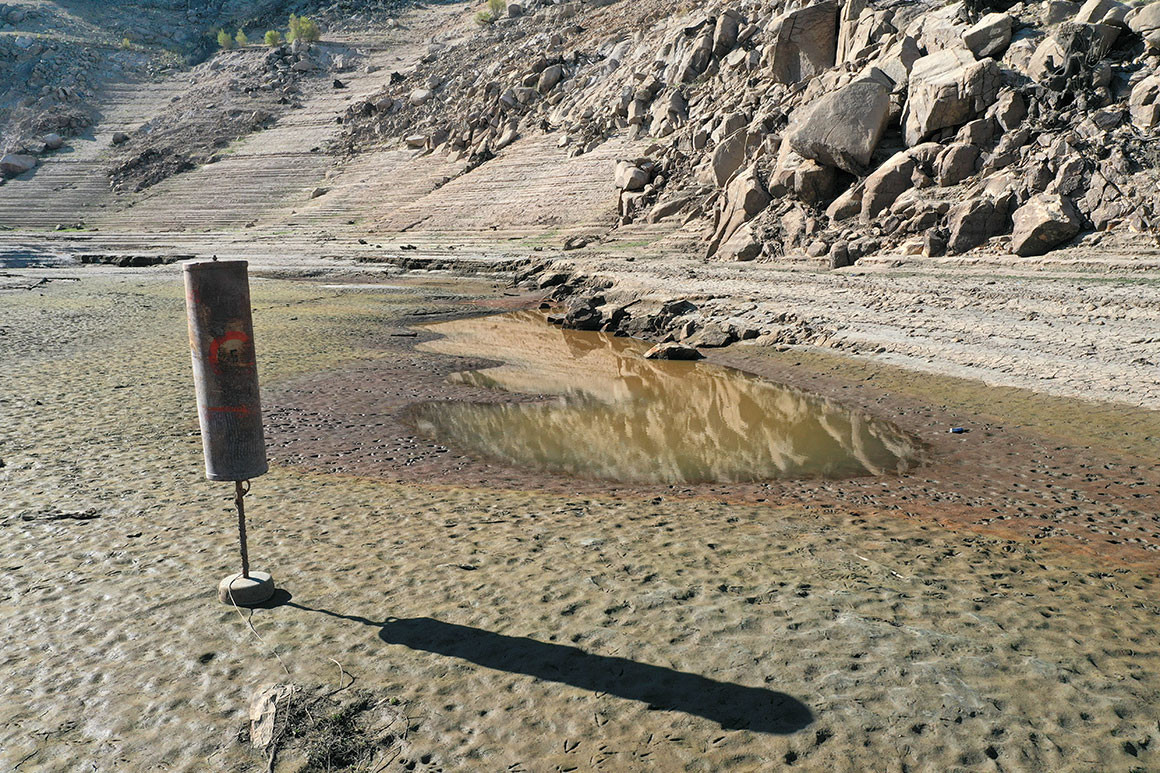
top-left (339, 0), bottom-right (1160, 266)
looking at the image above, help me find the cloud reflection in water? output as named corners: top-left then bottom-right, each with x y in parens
top-left (409, 311), bottom-right (921, 484)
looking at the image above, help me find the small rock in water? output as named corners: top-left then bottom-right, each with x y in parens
top-left (643, 342), bottom-right (703, 360)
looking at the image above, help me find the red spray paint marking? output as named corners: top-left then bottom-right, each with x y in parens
top-left (208, 330), bottom-right (252, 373)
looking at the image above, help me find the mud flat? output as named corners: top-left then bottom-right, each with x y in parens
top-left (2, 268), bottom-right (1160, 771)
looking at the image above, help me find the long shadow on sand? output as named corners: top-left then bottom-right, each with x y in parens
top-left (289, 604), bottom-right (813, 734)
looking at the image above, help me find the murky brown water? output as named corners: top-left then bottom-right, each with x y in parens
top-left (408, 311), bottom-right (921, 483)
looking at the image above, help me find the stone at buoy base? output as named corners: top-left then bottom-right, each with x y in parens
top-left (219, 571), bottom-right (275, 606)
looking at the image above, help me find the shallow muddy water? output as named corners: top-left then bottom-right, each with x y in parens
top-left (410, 311), bottom-right (921, 483)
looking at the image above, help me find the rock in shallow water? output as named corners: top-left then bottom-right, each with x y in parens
top-left (643, 342), bottom-right (703, 360)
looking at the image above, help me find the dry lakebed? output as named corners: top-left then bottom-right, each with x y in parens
top-left (0, 268), bottom-right (1157, 771)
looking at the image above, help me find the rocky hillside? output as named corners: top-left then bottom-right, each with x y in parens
top-left (0, 0), bottom-right (404, 155)
top-left (336, 0), bottom-right (1160, 269)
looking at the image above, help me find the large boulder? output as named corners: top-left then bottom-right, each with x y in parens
top-left (871, 35), bottom-right (921, 91)
top-left (710, 129), bottom-right (748, 186)
top-left (826, 185), bottom-right (863, 221)
top-left (615, 161), bottom-right (649, 191)
top-left (1128, 4), bottom-right (1160, 49)
top-left (763, 1), bottom-right (838, 85)
top-left (988, 90), bottom-right (1027, 132)
top-left (717, 223), bottom-right (762, 261)
top-left (935, 143), bottom-right (980, 186)
top-left (627, 98), bottom-right (650, 125)
top-left (714, 9), bottom-right (742, 56)
top-left (963, 13), bottom-right (1013, 58)
top-left (1045, 1), bottom-right (1079, 24)
top-left (537, 64), bottom-right (564, 93)
top-left (1010, 194), bottom-right (1082, 256)
top-left (676, 29), bottom-right (716, 83)
top-left (860, 151), bottom-right (915, 219)
top-left (708, 166), bottom-right (771, 256)
top-left (647, 194), bottom-right (695, 223)
top-left (788, 76), bottom-right (891, 174)
top-left (842, 8), bottom-right (895, 62)
top-left (0, 153), bottom-right (36, 177)
top-left (793, 159), bottom-right (836, 206)
top-left (836, 0), bottom-right (868, 63)
top-left (946, 194), bottom-right (1011, 254)
top-left (1129, 74), bottom-right (1160, 132)
top-left (1075, 0), bottom-right (1129, 26)
top-left (904, 49), bottom-right (1002, 146)
top-left (711, 111), bottom-right (748, 143)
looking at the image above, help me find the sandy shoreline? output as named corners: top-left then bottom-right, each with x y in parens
top-left (2, 267), bottom-right (1160, 771)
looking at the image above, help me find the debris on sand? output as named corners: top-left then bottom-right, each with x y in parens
top-left (244, 681), bottom-right (406, 772)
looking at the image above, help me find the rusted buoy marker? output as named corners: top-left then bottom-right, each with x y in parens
top-left (184, 259), bottom-right (274, 606)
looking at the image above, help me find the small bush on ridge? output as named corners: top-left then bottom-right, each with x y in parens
top-left (288, 13), bottom-right (321, 43)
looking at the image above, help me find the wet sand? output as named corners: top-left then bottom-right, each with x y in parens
top-left (2, 270), bottom-right (1160, 771)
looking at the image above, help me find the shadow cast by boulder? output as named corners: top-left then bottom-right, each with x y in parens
top-left (290, 606), bottom-right (813, 734)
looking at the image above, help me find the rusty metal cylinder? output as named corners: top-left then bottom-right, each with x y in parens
top-left (184, 260), bottom-right (268, 482)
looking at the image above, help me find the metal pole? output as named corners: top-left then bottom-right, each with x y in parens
top-left (235, 480), bottom-right (250, 579)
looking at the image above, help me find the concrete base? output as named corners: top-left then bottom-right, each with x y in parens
top-left (218, 571), bottom-right (275, 606)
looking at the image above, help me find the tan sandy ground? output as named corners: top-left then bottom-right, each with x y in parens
top-left (2, 270), bottom-right (1160, 772)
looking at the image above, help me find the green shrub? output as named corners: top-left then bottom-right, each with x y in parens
top-left (488, 0), bottom-right (505, 14)
top-left (288, 13), bottom-right (321, 43)
top-left (301, 17), bottom-right (321, 42)
top-left (216, 29), bottom-right (232, 49)
top-left (235, 28), bottom-right (248, 47)
top-left (475, 9), bottom-right (495, 24)
top-left (264, 29), bottom-right (282, 46)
